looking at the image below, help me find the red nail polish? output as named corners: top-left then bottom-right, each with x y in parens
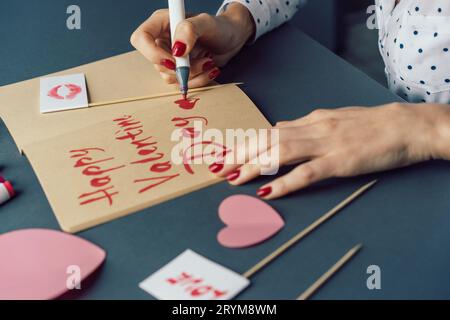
top-left (209, 163), bottom-right (224, 173)
top-left (161, 59), bottom-right (176, 70)
top-left (209, 68), bottom-right (221, 80)
top-left (257, 186), bottom-right (272, 198)
top-left (227, 170), bottom-right (240, 182)
top-left (202, 60), bottom-right (216, 72)
top-left (172, 41), bottom-right (187, 57)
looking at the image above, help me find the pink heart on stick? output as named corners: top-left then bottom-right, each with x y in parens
top-left (0, 229), bottom-right (106, 300)
top-left (217, 195), bottom-right (285, 249)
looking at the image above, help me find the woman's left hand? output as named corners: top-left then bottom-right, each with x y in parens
top-left (210, 103), bottom-right (449, 199)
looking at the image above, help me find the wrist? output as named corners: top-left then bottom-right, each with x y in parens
top-left (219, 2), bottom-right (256, 45)
top-left (429, 104), bottom-right (450, 160)
top-left (402, 103), bottom-right (450, 161)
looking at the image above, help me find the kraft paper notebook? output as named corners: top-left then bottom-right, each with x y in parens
top-left (0, 51), bottom-right (270, 233)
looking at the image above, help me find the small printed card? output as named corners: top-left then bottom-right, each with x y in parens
top-left (139, 249), bottom-right (250, 300)
top-left (40, 73), bottom-right (88, 113)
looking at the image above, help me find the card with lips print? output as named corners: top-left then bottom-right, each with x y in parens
top-left (40, 73), bottom-right (88, 113)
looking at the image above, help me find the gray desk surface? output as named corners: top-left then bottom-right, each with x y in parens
top-left (1, 1), bottom-right (450, 300)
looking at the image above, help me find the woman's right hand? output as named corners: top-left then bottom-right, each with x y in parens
top-left (130, 3), bottom-right (255, 88)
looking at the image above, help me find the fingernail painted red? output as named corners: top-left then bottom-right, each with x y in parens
top-left (172, 41), bottom-right (186, 57)
top-left (202, 60), bottom-right (216, 72)
top-left (161, 59), bottom-right (176, 70)
top-left (257, 186), bottom-right (272, 198)
top-left (209, 68), bottom-right (221, 80)
top-left (227, 170), bottom-right (240, 182)
top-left (209, 163), bottom-right (224, 173)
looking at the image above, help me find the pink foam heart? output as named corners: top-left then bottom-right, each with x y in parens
top-left (217, 195), bottom-right (284, 248)
top-left (0, 229), bottom-right (106, 300)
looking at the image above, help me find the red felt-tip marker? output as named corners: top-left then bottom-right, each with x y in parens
top-left (0, 181), bottom-right (15, 205)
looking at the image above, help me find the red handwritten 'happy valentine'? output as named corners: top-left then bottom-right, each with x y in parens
top-left (68, 98), bottom-right (230, 207)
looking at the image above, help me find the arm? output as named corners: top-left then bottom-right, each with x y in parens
top-left (131, 1), bottom-right (305, 88)
top-left (211, 103), bottom-right (450, 199)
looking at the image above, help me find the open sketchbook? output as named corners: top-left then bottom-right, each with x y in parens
top-left (0, 51), bottom-right (270, 233)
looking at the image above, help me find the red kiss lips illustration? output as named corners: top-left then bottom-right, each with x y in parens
top-left (48, 83), bottom-right (82, 100)
top-left (174, 97), bottom-right (200, 110)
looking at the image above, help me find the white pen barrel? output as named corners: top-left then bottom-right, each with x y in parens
top-left (168, 0), bottom-right (190, 68)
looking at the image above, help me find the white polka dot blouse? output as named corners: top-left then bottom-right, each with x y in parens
top-left (218, 0), bottom-right (306, 40)
top-left (218, 0), bottom-right (450, 104)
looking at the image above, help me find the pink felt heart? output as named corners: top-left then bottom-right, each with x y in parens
top-left (0, 229), bottom-right (106, 300)
top-left (217, 195), bottom-right (284, 248)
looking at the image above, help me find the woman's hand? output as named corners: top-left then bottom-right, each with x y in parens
top-left (211, 103), bottom-right (450, 199)
top-left (130, 3), bottom-right (255, 88)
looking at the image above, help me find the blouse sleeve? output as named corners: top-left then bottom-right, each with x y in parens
top-left (217, 0), bottom-right (306, 40)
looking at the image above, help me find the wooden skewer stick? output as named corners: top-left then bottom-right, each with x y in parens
top-left (297, 244), bottom-right (362, 300)
top-left (242, 180), bottom-right (377, 279)
top-left (88, 82), bottom-right (243, 108)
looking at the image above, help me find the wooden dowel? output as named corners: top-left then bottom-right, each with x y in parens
top-left (297, 244), bottom-right (362, 300)
top-left (88, 82), bottom-right (243, 108)
top-left (243, 180), bottom-right (377, 279)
